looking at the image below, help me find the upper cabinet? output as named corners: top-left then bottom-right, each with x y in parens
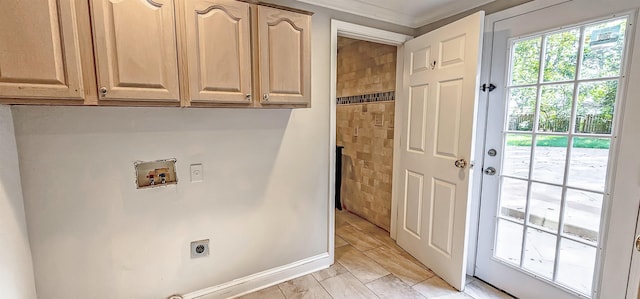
top-left (0, 0), bottom-right (312, 108)
top-left (0, 0), bottom-right (93, 103)
top-left (257, 6), bottom-right (311, 106)
top-left (91, 0), bottom-right (181, 103)
top-left (183, 0), bottom-right (252, 105)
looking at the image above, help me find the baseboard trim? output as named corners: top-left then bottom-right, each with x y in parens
top-left (182, 252), bottom-right (331, 299)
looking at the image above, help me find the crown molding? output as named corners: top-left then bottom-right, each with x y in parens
top-left (298, 0), bottom-right (416, 27)
top-left (297, 0), bottom-right (495, 28)
top-left (413, 0), bottom-right (494, 27)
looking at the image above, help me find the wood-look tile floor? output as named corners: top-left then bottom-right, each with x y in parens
top-left (237, 210), bottom-right (514, 299)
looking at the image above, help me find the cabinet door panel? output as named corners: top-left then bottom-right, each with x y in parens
top-left (92, 0), bottom-right (180, 102)
top-left (185, 0), bottom-right (251, 104)
top-left (258, 6), bottom-right (310, 106)
top-left (0, 0), bottom-right (84, 100)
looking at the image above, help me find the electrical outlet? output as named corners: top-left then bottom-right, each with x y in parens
top-left (190, 239), bottom-right (209, 258)
top-left (134, 159), bottom-right (177, 189)
top-left (190, 164), bottom-right (203, 182)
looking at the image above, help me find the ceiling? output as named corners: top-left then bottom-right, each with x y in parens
top-left (296, 0), bottom-right (495, 28)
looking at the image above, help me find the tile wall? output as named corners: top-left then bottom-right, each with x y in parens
top-left (336, 37), bottom-right (397, 231)
top-left (337, 37), bottom-right (397, 98)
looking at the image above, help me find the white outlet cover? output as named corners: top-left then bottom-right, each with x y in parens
top-left (190, 164), bottom-right (203, 182)
top-left (191, 239), bottom-right (209, 258)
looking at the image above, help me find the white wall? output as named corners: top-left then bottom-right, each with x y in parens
top-left (14, 106), bottom-right (329, 299)
top-left (602, 4), bottom-right (640, 297)
top-left (0, 105), bottom-right (37, 299)
top-left (11, 4), bottom-right (413, 298)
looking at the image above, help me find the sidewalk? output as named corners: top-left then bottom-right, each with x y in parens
top-left (500, 146), bottom-right (607, 242)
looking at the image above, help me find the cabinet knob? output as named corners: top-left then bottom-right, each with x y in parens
top-left (263, 94), bottom-right (269, 102)
top-left (246, 94), bottom-right (252, 101)
top-left (100, 87), bottom-right (108, 96)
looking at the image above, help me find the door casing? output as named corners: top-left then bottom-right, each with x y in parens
top-left (328, 20), bottom-right (412, 264)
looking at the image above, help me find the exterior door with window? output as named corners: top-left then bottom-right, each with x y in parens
top-left (475, 3), bottom-right (633, 298)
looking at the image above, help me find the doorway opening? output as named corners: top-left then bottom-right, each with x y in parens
top-left (329, 15), bottom-right (509, 296)
top-left (327, 20), bottom-right (411, 256)
top-left (335, 36), bottom-right (397, 232)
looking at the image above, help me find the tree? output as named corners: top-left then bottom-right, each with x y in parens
top-left (508, 19), bottom-right (626, 135)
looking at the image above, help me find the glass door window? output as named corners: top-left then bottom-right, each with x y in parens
top-left (493, 16), bottom-right (628, 296)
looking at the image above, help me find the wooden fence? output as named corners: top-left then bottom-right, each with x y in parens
top-left (508, 114), bottom-right (612, 134)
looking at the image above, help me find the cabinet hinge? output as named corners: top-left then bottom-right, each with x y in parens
top-left (480, 83), bottom-right (496, 92)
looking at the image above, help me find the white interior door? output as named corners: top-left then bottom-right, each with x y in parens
top-left (395, 11), bottom-right (484, 291)
top-left (475, 3), bottom-right (634, 298)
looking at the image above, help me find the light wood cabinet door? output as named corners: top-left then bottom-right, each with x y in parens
top-left (0, 0), bottom-right (85, 100)
top-left (184, 0), bottom-right (252, 104)
top-left (257, 6), bottom-right (311, 106)
top-left (91, 0), bottom-right (180, 102)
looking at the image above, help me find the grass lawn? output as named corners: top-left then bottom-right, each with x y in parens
top-left (506, 134), bottom-right (610, 149)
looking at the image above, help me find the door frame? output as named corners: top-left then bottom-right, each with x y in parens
top-left (328, 20), bottom-right (412, 263)
top-left (471, 1), bottom-right (640, 298)
top-left (626, 207), bottom-right (640, 298)
top-left (467, 0), bottom-right (572, 276)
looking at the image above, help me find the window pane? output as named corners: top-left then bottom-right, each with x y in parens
top-left (580, 18), bottom-right (627, 79)
top-left (503, 134), bottom-right (532, 178)
top-left (557, 238), bottom-right (597, 295)
top-left (539, 84), bottom-right (574, 133)
top-left (512, 37), bottom-right (542, 85)
top-left (568, 137), bottom-right (610, 191)
top-left (532, 135), bottom-right (568, 184)
top-left (543, 29), bottom-right (579, 82)
top-left (495, 219), bottom-right (524, 266)
top-left (507, 87), bottom-right (537, 132)
top-left (576, 80), bottom-right (617, 134)
top-left (500, 178), bottom-right (528, 222)
top-left (523, 228), bottom-right (557, 279)
top-left (564, 189), bottom-right (603, 243)
top-left (528, 183), bottom-right (563, 231)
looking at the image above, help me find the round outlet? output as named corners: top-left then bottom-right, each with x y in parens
top-left (190, 239), bottom-right (209, 258)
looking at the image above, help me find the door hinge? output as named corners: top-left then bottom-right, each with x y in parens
top-left (480, 83), bottom-right (496, 92)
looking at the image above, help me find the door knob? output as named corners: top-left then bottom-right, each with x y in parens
top-left (454, 159), bottom-right (468, 169)
top-left (636, 235), bottom-right (640, 252)
top-left (484, 167), bottom-right (496, 175)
